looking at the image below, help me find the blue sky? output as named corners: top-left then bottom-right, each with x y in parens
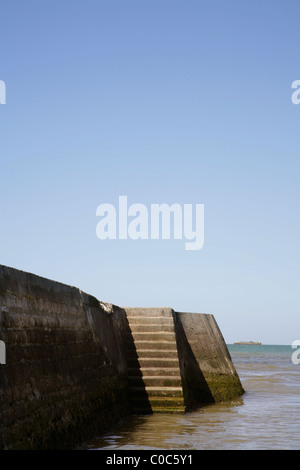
top-left (1, 0), bottom-right (299, 344)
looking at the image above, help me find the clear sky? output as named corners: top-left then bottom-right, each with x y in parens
top-left (1, 0), bottom-right (299, 345)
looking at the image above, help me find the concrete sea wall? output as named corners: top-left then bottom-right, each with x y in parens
top-left (0, 265), bottom-right (130, 449)
top-left (0, 264), bottom-right (244, 449)
top-left (174, 312), bottom-right (244, 408)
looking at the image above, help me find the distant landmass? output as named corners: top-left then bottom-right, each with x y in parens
top-left (234, 341), bottom-right (262, 345)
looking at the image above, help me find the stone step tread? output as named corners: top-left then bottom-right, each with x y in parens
top-left (126, 314), bottom-right (173, 319)
top-left (127, 331), bottom-right (176, 341)
top-left (129, 352), bottom-right (178, 357)
top-left (130, 393), bottom-right (183, 398)
top-left (130, 386), bottom-right (183, 392)
top-left (128, 371), bottom-right (181, 377)
top-left (131, 341), bottom-right (178, 353)
top-left (128, 325), bottom-right (175, 332)
top-left (129, 339), bottom-right (175, 349)
top-left (129, 375), bottom-right (181, 379)
top-left (130, 388), bottom-right (184, 397)
top-left (128, 359), bottom-right (180, 368)
top-left (127, 338), bottom-right (176, 341)
top-left (133, 395), bottom-right (184, 401)
top-left (128, 371), bottom-right (181, 375)
top-left (128, 355), bottom-right (179, 359)
top-left (128, 321), bottom-right (174, 325)
top-left (125, 309), bottom-right (173, 317)
top-left (129, 335), bottom-right (176, 342)
top-left (131, 357), bottom-right (178, 360)
top-left (126, 317), bottom-right (174, 323)
top-left (133, 399), bottom-right (185, 407)
top-left (127, 342), bottom-right (177, 351)
top-left (129, 331), bottom-right (175, 335)
top-left (149, 408), bottom-right (185, 413)
top-left (128, 367), bottom-right (180, 372)
top-left (131, 408), bottom-right (185, 414)
top-left (129, 348), bottom-right (178, 360)
top-left (128, 369), bottom-right (181, 374)
top-left (127, 352), bottom-right (179, 360)
top-left (128, 365), bottom-right (180, 370)
top-left (129, 378), bottom-right (182, 387)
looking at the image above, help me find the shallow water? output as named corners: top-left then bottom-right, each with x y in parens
top-left (79, 345), bottom-right (300, 450)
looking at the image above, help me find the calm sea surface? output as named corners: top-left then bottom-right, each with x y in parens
top-left (79, 344), bottom-right (300, 450)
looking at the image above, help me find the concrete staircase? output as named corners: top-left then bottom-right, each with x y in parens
top-left (125, 308), bottom-right (185, 414)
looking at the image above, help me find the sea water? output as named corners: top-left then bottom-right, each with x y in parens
top-left (79, 344), bottom-right (300, 450)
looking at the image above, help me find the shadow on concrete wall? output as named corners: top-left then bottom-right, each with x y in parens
top-left (124, 318), bottom-right (153, 414)
top-left (173, 314), bottom-right (215, 410)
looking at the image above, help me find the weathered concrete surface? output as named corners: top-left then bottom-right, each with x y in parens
top-left (0, 264), bottom-right (244, 448)
top-left (173, 312), bottom-right (244, 409)
top-left (0, 265), bottom-right (130, 450)
top-left (125, 308), bottom-right (185, 413)
top-left (124, 308), bottom-right (244, 413)
top-left (83, 296), bottom-right (129, 377)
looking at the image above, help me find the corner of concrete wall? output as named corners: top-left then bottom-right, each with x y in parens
top-left (81, 292), bottom-right (129, 377)
top-left (173, 311), bottom-right (244, 409)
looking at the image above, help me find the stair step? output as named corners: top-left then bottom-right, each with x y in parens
top-left (128, 359), bottom-right (180, 369)
top-left (128, 350), bottom-right (178, 359)
top-left (130, 386), bottom-right (184, 397)
top-left (128, 367), bottom-right (181, 377)
top-left (127, 340), bottom-right (177, 350)
top-left (128, 376), bottom-right (182, 387)
top-left (132, 406), bottom-right (185, 414)
top-left (147, 406), bottom-right (185, 413)
top-left (125, 308), bottom-right (173, 317)
top-left (133, 396), bottom-right (185, 407)
top-left (128, 332), bottom-right (176, 341)
top-left (128, 323), bottom-right (175, 333)
top-left (126, 316), bottom-right (174, 325)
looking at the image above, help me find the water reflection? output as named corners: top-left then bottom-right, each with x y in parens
top-left (78, 346), bottom-right (300, 450)
top-left (80, 397), bottom-right (245, 450)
